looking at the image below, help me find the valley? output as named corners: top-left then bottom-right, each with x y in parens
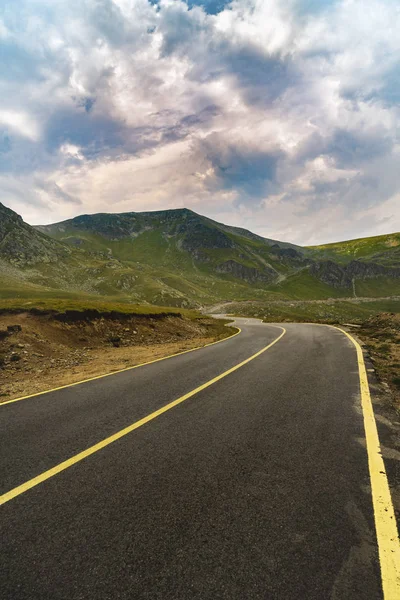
top-left (1, 201), bottom-right (399, 409)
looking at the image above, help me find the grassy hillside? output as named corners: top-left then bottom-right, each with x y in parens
top-left (37, 209), bottom-right (304, 279)
top-left (267, 270), bottom-right (349, 300)
top-left (307, 232), bottom-right (400, 266)
top-left (1, 203), bottom-right (399, 308)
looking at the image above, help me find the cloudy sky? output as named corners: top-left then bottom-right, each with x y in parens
top-left (1, 0), bottom-right (399, 244)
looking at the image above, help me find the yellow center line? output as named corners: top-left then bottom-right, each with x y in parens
top-left (0, 326), bottom-right (286, 506)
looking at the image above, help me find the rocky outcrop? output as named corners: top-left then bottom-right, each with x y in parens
top-left (0, 202), bottom-right (71, 266)
top-left (269, 245), bottom-right (311, 265)
top-left (216, 260), bottom-right (277, 284)
top-left (37, 212), bottom-right (144, 240)
top-left (310, 259), bottom-right (400, 288)
top-left (346, 260), bottom-right (400, 279)
top-left (181, 222), bottom-right (234, 253)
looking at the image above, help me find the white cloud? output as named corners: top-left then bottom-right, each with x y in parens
top-left (0, 0), bottom-right (399, 244)
top-left (0, 110), bottom-right (41, 141)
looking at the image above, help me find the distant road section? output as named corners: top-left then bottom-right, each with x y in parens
top-left (1, 319), bottom-right (399, 599)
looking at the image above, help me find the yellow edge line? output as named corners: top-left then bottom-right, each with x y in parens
top-left (331, 325), bottom-right (400, 599)
top-left (1, 326), bottom-right (242, 407)
top-left (296, 321), bottom-right (400, 597)
top-left (0, 326), bottom-right (286, 505)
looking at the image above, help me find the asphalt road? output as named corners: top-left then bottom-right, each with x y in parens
top-left (0, 319), bottom-right (387, 599)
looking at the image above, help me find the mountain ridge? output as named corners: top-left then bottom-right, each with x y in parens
top-left (1, 202), bottom-right (399, 306)
top-left (36, 207), bottom-right (302, 251)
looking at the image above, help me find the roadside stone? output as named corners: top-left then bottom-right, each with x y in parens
top-left (108, 335), bottom-right (121, 343)
top-left (7, 325), bottom-right (22, 333)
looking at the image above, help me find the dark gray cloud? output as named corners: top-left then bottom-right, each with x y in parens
top-left (160, 104), bottom-right (221, 143)
top-left (160, 9), bottom-right (298, 107)
top-left (223, 47), bottom-right (298, 106)
top-left (36, 181), bottom-right (82, 205)
top-left (294, 127), bottom-right (394, 170)
top-left (325, 128), bottom-right (393, 169)
top-left (45, 108), bottom-right (126, 158)
top-left (84, 0), bottom-right (126, 46)
top-left (197, 133), bottom-right (283, 201)
top-left (160, 3), bottom-right (208, 56)
top-left (0, 135), bottom-right (55, 176)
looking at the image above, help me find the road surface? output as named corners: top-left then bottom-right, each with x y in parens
top-left (1, 319), bottom-right (398, 599)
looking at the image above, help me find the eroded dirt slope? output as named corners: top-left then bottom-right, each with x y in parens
top-left (0, 311), bottom-right (231, 402)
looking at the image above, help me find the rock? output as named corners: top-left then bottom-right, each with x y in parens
top-left (7, 325), bottom-right (22, 333)
top-left (216, 259), bottom-right (277, 283)
top-left (181, 222), bottom-right (235, 254)
top-left (309, 260), bottom-right (400, 289)
top-left (10, 354), bottom-right (21, 362)
top-left (0, 329), bottom-right (10, 340)
top-left (16, 343), bottom-right (25, 348)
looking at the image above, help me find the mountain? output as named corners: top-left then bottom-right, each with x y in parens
top-left (1, 202), bottom-right (399, 306)
top-left (36, 208), bottom-right (307, 281)
top-left (0, 202), bottom-right (71, 265)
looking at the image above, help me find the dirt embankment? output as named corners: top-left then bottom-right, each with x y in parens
top-left (0, 311), bottom-right (232, 403)
top-left (357, 312), bottom-right (400, 413)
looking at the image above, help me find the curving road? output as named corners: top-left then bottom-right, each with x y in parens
top-left (0, 319), bottom-right (396, 599)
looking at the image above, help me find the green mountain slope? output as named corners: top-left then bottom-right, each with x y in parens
top-left (307, 232), bottom-right (400, 266)
top-left (1, 202), bottom-right (399, 307)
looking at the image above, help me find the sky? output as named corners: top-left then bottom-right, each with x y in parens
top-left (0, 0), bottom-right (399, 245)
